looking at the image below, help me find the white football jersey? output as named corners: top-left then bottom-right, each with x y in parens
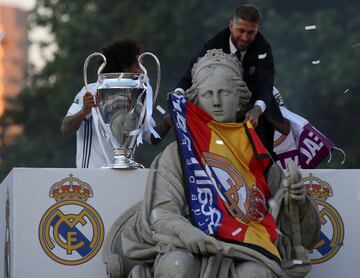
top-left (66, 82), bottom-right (113, 168)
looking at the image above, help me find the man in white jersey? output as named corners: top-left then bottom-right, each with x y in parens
top-left (61, 39), bottom-right (143, 168)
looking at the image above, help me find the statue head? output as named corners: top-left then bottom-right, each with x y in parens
top-left (186, 49), bottom-right (251, 122)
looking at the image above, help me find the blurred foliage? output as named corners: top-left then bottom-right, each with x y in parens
top-left (1, 0), bottom-right (359, 180)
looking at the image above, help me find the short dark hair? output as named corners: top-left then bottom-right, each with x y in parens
top-left (233, 4), bottom-right (261, 24)
top-left (101, 38), bottom-right (141, 73)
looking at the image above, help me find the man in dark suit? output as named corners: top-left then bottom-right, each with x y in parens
top-left (175, 4), bottom-right (289, 158)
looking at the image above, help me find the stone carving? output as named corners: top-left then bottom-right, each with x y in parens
top-left (103, 50), bottom-right (320, 278)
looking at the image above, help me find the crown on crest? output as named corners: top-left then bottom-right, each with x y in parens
top-left (49, 174), bottom-right (93, 202)
top-left (191, 49), bottom-right (244, 80)
top-left (304, 173), bottom-right (333, 200)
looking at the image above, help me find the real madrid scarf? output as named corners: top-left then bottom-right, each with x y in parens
top-left (169, 93), bottom-right (280, 263)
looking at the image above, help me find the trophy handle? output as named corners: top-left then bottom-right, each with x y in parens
top-left (83, 52), bottom-right (108, 131)
top-left (126, 52), bottom-right (160, 152)
top-left (138, 52), bottom-right (161, 105)
top-left (83, 52), bottom-right (107, 92)
top-left (82, 52), bottom-right (113, 165)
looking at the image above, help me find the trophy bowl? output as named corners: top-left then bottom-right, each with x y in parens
top-left (83, 52), bottom-right (160, 169)
top-left (96, 72), bottom-right (146, 168)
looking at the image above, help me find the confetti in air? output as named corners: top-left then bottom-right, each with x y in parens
top-left (156, 105), bottom-right (166, 115)
top-left (305, 25), bottom-right (317, 31)
top-left (231, 227), bottom-right (242, 236)
top-left (343, 89), bottom-right (350, 94)
top-left (258, 53), bottom-right (267, 59)
top-left (312, 60), bottom-right (320, 64)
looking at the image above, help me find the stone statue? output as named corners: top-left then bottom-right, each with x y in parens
top-left (103, 50), bottom-right (320, 278)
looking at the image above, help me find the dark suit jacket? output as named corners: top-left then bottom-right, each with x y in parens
top-left (176, 27), bottom-right (284, 157)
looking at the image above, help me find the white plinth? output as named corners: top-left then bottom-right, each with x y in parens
top-left (1, 168), bottom-right (360, 277)
top-left (302, 169), bottom-right (360, 277)
top-left (0, 168), bottom-right (148, 278)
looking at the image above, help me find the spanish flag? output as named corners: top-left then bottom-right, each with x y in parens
top-left (169, 93), bottom-right (280, 263)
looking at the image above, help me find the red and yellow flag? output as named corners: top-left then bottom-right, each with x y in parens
top-left (169, 94), bottom-right (280, 262)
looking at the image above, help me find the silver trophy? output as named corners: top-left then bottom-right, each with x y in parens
top-left (83, 52), bottom-right (160, 169)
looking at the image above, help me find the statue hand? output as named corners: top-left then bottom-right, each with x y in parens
top-left (178, 226), bottom-right (222, 255)
top-left (285, 160), bottom-right (306, 204)
top-left (289, 180), bottom-right (306, 203)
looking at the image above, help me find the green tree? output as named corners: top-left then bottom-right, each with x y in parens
top-left (264, 1), bottom-right (360, 167)
top-left (0, 0), bottom-right (234, 179)
top-left (1, 0), bottom-right (359, 180)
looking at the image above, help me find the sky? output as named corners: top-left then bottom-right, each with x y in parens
top-left (1, 0), bottom-right (34, 10)
top-left (1, 0), bottom-right (52, 69)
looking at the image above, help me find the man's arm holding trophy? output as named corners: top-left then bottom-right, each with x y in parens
top-left (61, 39), bottom-right (174, 168)
top-left (61, 92), bottom-right (98, 136)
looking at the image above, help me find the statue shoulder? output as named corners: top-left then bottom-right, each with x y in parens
top-left (156, 141), bottom-right (182, 175)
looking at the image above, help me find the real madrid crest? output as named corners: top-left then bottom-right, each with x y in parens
top-left (304, 173), bottom-right (344, 264)
top-left (38, 174), bottom-right (104, 265)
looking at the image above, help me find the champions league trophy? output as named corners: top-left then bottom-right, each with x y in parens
top-left (83, 52), bottom-right (160, 169)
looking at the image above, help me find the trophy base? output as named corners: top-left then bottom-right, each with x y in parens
top-left (101, 151), bottom-right (143, 169)
top-left (101, 161), bottom-right (141, 169)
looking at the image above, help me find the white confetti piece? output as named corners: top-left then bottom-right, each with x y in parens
top-left (156, 105), bottom-right (166, 115)
top-left (276, 228), bottom-right (284, 236)
top-left (0, 32), bottom-right (5, 41)
top-left (352, 43), bottom-right (360, 48)
top-left (258, 53), bottom-right (267, 59)
top-left (312, 60), bottom-right (320, 64)
top-left (269, 199), bottom-right (276, 209)
top-left (215, 140), bottom-right (224, 145)
top-left (343, 89), bottom-right (350, 94)
top-left (231, 227), bottom-right (242, 236)
top-left (305, 25), bottom-right (316, 30)
top-left (293, 260), bottom-right (303, 265)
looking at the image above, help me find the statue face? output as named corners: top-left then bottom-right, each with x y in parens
top-left (197, 69), bottom-right (240, 122)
